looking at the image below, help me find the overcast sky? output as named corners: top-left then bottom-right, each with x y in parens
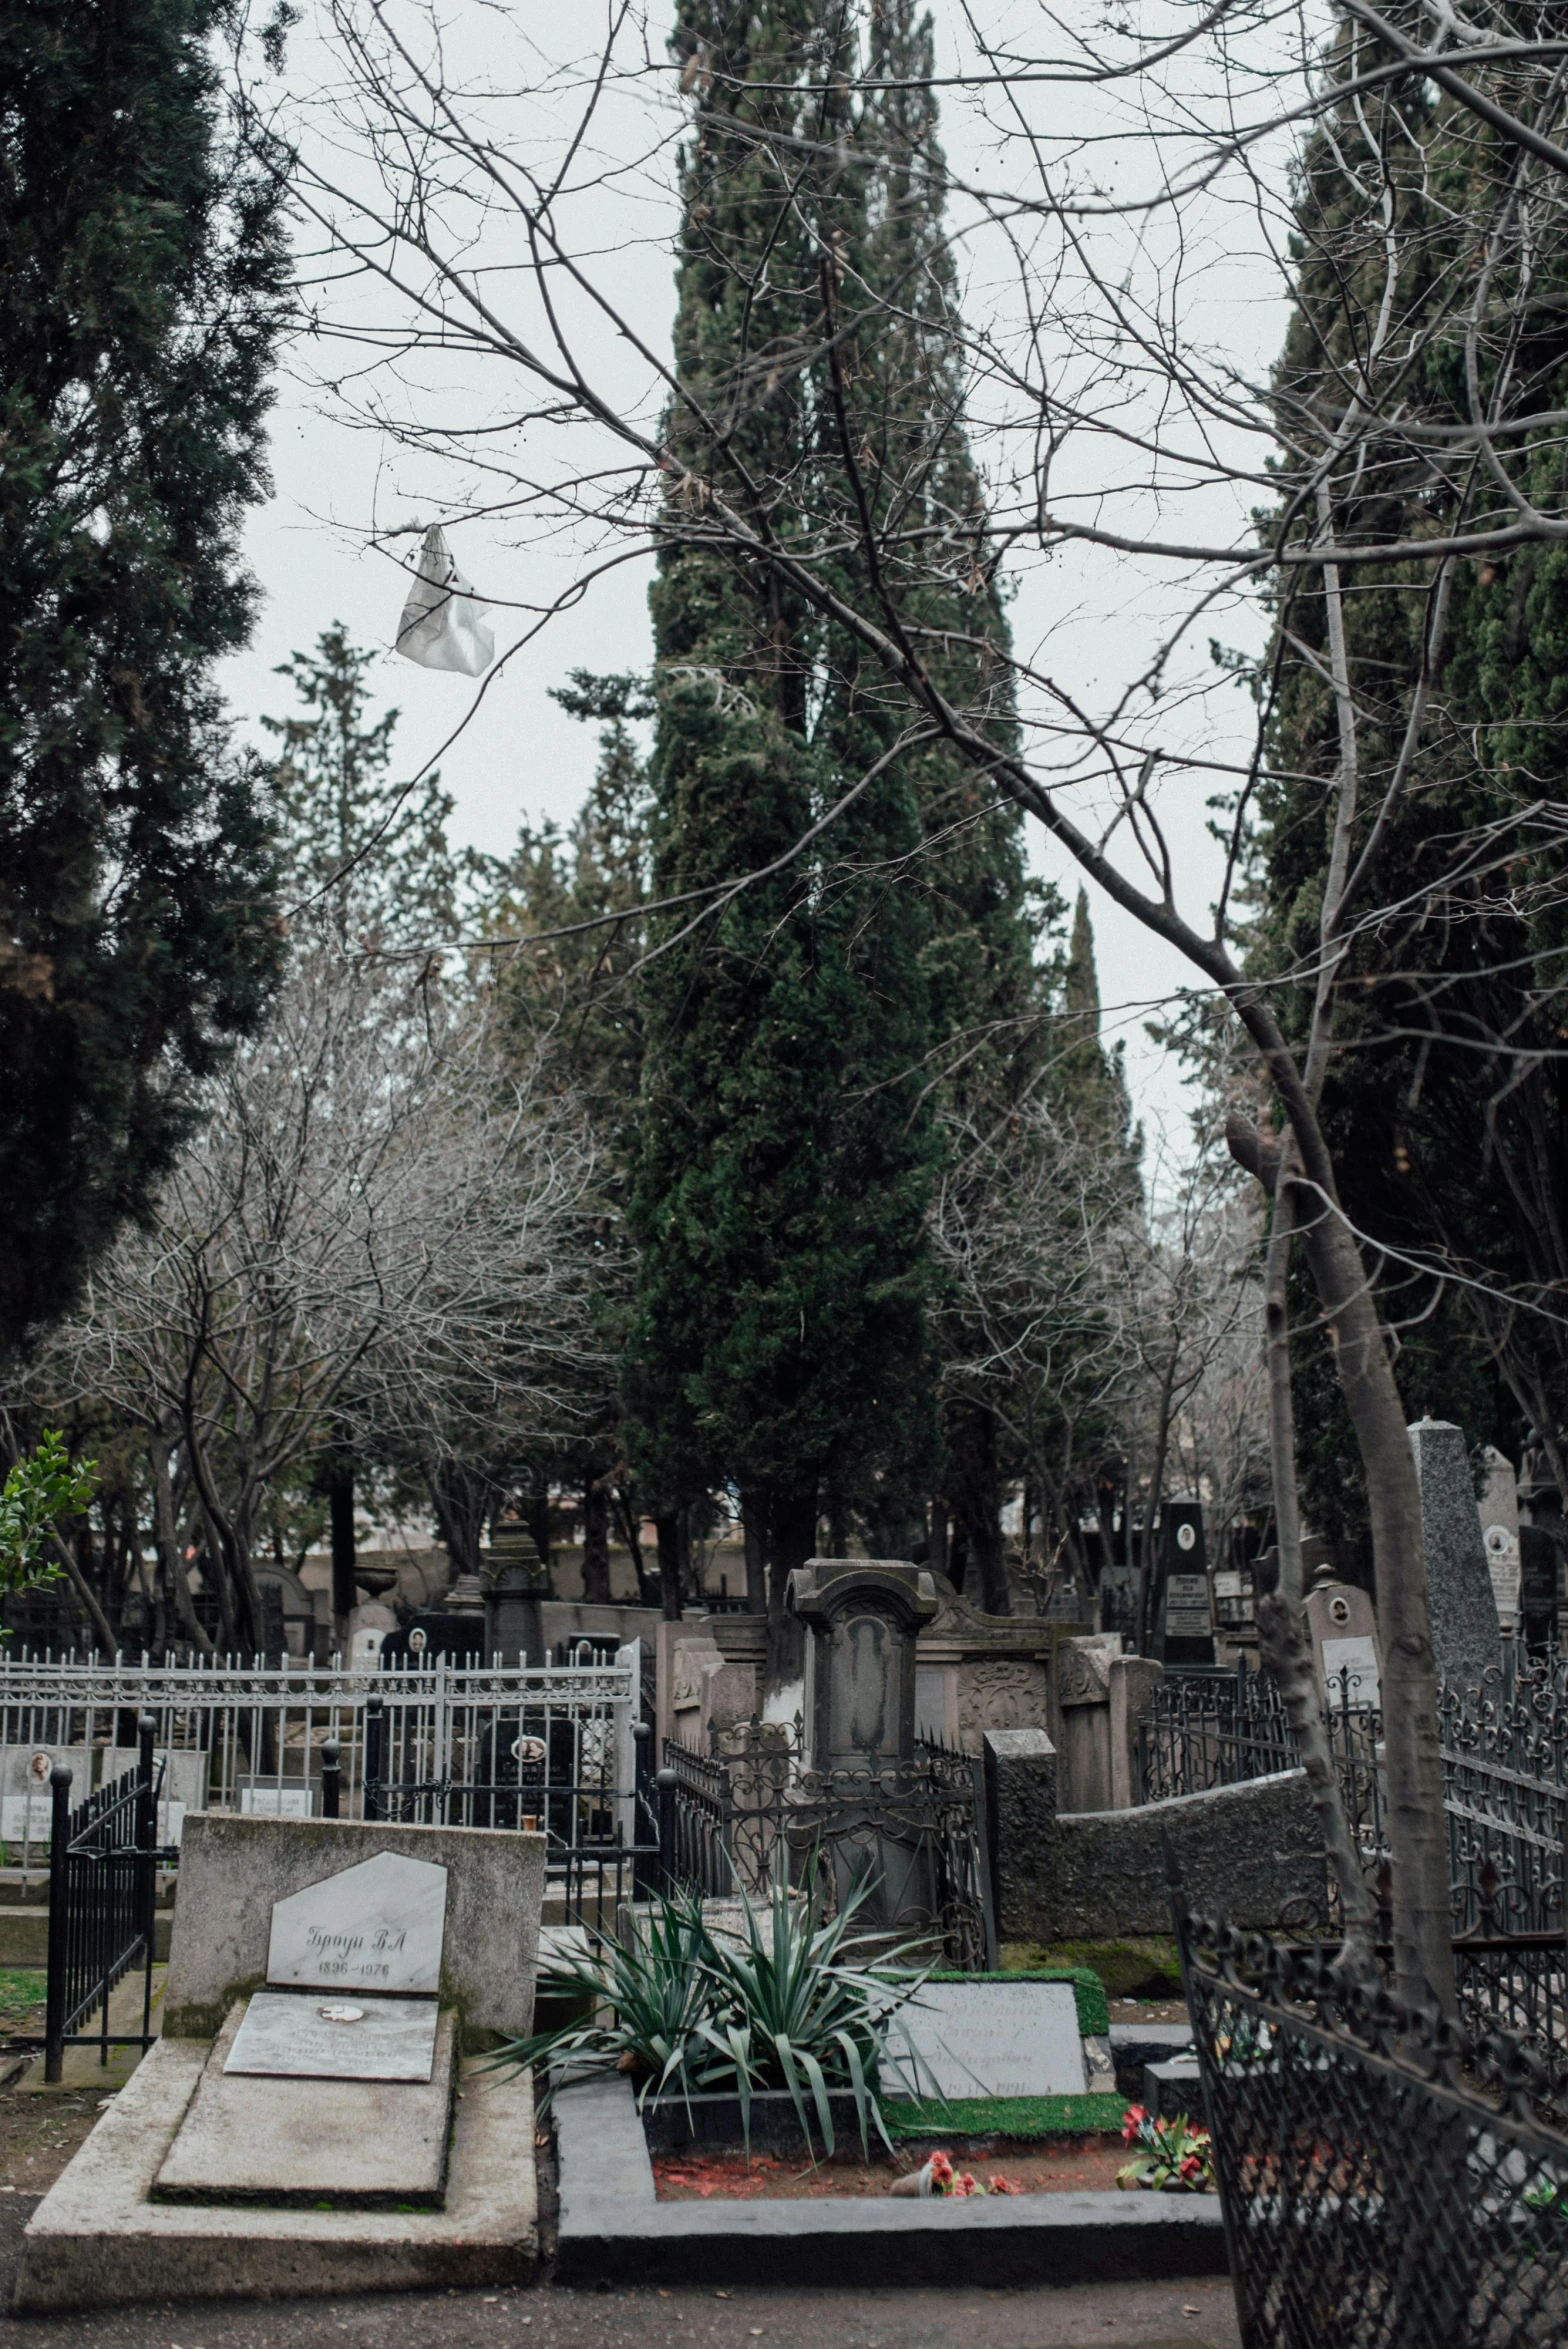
top-left (218, 0), bottom-right (1297, 1171)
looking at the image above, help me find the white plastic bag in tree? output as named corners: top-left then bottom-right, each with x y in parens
top-left (394, 524), bottom-right (496, 677)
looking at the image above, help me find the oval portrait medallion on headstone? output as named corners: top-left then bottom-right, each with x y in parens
top-left (511, 1736), bottom-right (547, 1765)
top-left (1176, 1523), bottom-right (1197, 1551)
top-left (28, 1752), bottom-right (51, 1783)
top-left (317, 2003), bottom-right (365, 2025)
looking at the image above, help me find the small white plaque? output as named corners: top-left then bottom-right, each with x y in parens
top-left (266, 1849), bottom-right (447, 1994)
top-left (223, 1989), bottom-right (439, 2081)
top-left (886, 1980), bottom-right (1087, 2100)
top-left (240, 1785), bottom-right (312, 1819)
top-left (1322, 1634), bottom-right (1380, 1708)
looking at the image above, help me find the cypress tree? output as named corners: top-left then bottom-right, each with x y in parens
top-left (1256, 51), bottom-right (1568, 1556)
top-left (0, 0), bottom-right (287, 1360)
top-left (624, 0), bottom-right (1070, 1648)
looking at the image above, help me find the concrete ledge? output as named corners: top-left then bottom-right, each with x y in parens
top-left (12, 2040), bottom-right (537, 2311)
top-left (553, 2073), bottom-right (1228, 2289)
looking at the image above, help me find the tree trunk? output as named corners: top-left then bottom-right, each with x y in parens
top-left (952, 1405), bottom-right (1010, 1616)
top-left (1230, 1109), bottom-right (1454, 2015)
top-left (765, 1478), bottom-right (816, 1690)
top-left (46, 1528), bottom-right (117, 1657)
top-left (928, 1499), bottom-right (949, 1579)
top-left (740, 1486), bottom-right (768, 1613)
top-left (655, 1511), bottom-right (684, 1622)
top-left (328, 1452), bottom-right (357, 1649)
top-left (1263, 1166), bottom-right (1306, 1610)
top-left (147, 1426), bottom-right (211, 1656)
top-left (581, 1470), bottom-right (612, 1603)
top-left (612, 1485), bottom-right (659, 1609)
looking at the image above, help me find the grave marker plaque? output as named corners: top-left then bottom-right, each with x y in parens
top-left (886, 1979), bottom-right (1087, 2100)
top-left (224, 1989), bottom-right (439, 2082)
top-left (265, 1849), bottom-right (447, 1994)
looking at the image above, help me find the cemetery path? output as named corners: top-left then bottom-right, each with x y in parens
top-left (0, 2191), bottom-right (1240, 2349)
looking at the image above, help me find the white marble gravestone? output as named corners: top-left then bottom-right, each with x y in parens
top-left (264, 1849), bottom-right (447, 1994)
top-left (885, 1979), bottom-right (1087, 2100)
top-left (218, 1849), bottom-right (449, 2089)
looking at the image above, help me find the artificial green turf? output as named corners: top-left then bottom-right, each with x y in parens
top-left (885, 2091), bottom-right (1126, 2139)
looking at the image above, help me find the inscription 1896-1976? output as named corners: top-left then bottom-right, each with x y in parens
top-left (305, 1923), bottom-right (410, 1981)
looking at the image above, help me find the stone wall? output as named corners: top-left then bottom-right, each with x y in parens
top-left (984, 1727), bottom-right (1326, 1941)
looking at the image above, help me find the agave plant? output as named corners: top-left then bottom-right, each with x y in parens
top-left (497, 1884), bottom-right (726, 2116)
top-left (499, 1874), bottom-right (931, 2156)
top-left (700, 1875), bottom-right (930, 2156)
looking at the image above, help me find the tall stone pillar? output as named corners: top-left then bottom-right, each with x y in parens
top-left (1409, 1416), bottom-right (1499, 1693)
top-left (482, 1525), bottom-right (550, 1665)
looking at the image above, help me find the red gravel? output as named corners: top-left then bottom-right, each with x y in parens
top-left (652, 2135), bottom-right (1131, 2200)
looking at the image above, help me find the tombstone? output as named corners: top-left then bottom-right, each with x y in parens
top-left (788, 1558), bottom-right (938, 1773)
top-left (153, 1849), bottom-right (454, 2205)
top-left (1151, 1499), bottom-right (1216, 1666)
top-left (1409, 1416), bottom-right (1500, 1691)
top-left (787, 1559), bottom-right (939, 1932)
top-left (482, 1525), bottom-right (549, 1665)
top-left (1303, 1573), bottom-right (1382, 1711)
top-left (1478, 1446), bottom-right (1521, 1632)
top-left (883, 1977), bottom-right (1090, 2100)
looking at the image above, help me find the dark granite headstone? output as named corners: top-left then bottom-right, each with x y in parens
top-left (1409, 1416), bottom-right (1499, 1693)
top-left (1152, 1499), bottom-right (1216, 1666)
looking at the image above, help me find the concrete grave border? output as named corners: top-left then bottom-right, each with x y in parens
top-left (552, 2072), bottom-right (1228, 2288)
top-left (12, 2041), bottom-right (537, 2312)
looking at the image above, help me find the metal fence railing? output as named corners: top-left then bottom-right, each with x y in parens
top-left (661, 1721), bottom-right (998, 1970)
top-left (0, 1650), bottom-right (639, 1875)
top-left (44, 1714), bottom-right (169, 2080)
top-left (1140, 1657), bottom-right (1568, 1940)
top-left (1175, 1886), bottom-right (1568, 2348)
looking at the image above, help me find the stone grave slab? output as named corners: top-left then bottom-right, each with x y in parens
top-left (154, 1999), bottom-right (458, 2207)
top-left (225, 1989), bottom-right (440, 2082)
top-left (885, 1978), bottom-right (1088, 2100)
top-left (266, 1849), bottom-right (446, 1994)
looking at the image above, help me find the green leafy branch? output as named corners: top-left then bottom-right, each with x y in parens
top-left (0, 1432), bottom-right (97, 1602)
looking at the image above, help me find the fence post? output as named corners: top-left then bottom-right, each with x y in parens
top-left (44, 1762), bottom-right (72, 2084)
top-left (321, 1738), bottom-right (341, 1820)
top-left (656, 1766), bottom-right (678, 1895)
top-left (363, 1698), bottom-right (383, 1821)
top-left (631, 1721), bottom-right (655, 1896)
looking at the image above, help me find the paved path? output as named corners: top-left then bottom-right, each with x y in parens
top-left (0, 2198), bottom-right (1240, 2348)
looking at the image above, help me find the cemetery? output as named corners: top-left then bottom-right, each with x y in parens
top-left (12, 3), bottom-right (1568, 2343)
top-left (0, 1428), bottom-right (1563, 2334)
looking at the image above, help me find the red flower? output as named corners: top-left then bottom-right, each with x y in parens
top-left (1121, 2104), bottom-right (1149, 2146)
top-left (928, 2151), bottom-right (954, 2190)
top-left (952, 2173), bottom-right (978, 2198)
top-left (1179, 2154), bottom-right (1203, 2181)
top-left (988, 2174), bottom-right (1020, 2195)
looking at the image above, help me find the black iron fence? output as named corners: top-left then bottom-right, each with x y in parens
top-left (660, 1721), bottom-right (998, 1970)
top-left (44, 1713), bottom-right (169, 2082)
top-left (1175, 1889), bottom-right (1568, 2348)
top-left (1141, 1658), bottom-right (1568, 1940)
top-left (1139, 1655), bottom-right (1296, 1800)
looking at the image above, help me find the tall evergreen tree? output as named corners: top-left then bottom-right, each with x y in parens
top-left (1255, 51), bottom-right (1568, 1560)
top-left (624, 0), bottom-right (1051, 1663)
top-left (0, 0), bottom-right (288, 1361)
